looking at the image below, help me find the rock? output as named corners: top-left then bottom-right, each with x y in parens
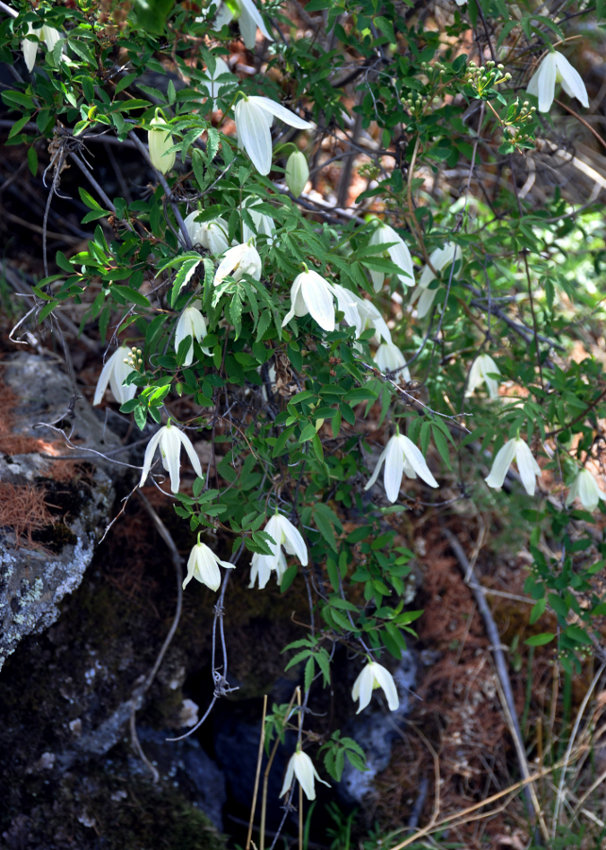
top-left (0, 351), bottom-right (123, 670)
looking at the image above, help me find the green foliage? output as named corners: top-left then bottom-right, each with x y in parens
top-left (2, 0), bottom-right (606, 844)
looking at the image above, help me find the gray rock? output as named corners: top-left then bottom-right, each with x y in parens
top-left (0, 352), bottom-right (123, 670)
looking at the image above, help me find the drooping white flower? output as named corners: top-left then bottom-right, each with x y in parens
top-left (249, 513), bottom-right (308, 589)
top-left (409, 242), bottom-right (458, 319)
top-left (355, 297), bottom-right (392, 344)
top-left (367, 221), bottom-right (415, 292)
top-left (365, 433), bottom-right (439, 502)
top-left (184, 211), bottom-right (230, 255)
top-left (280, 749), bottom-right (330, 801)
top-left (240, 197), bottom-right (276, 244)
top-left (234, 95), bottom-right (313, 176)
top-left (282, 269), bottom-right (336, 332)
top-left (374, 342), bottom-right (411, 384)
top-left (175, 305), bottom-right (209, 366)
top-left (212, 0), bottom-right (273, 50)
top-left (352, 660), bottom-right (399, 714)
top-left (22, 22), bottom-right (62, 72)
top-left (214, 242), bottom-right (262, 285)
top-left (485, 437), bottom-right (541, 497)
top-left (139, 423), bottom-right (203, 494)
top-left (566, 468), bottom-right (606, 512)
top-left (527, 51), bottom-right (588, 113)
top-left (148, 110), bottom-right (176, 174)
top-left (93, 345), bottom-right (138, 406)
top-left (202, 56), bottom-right (232, 106)
top-left (183, 540), bottom-right (236, 591)
top-left (465, 353), bottom-right (500, 400)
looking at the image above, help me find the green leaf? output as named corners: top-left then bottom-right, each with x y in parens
top-left (524, 633), bottom-right (555, 647)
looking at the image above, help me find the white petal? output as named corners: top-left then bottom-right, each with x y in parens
top-left (279, 754), bottom-right (296, 797)
top-left (364, 445), bottom-right (388, 492)
top-left (22, 25), bottom-right (39, 72)
top-left (383, 435), bottom-right (405, 502)
top-left (352, 664), bottom-right (374, 713)
top-left (372, 663), bottom-right (399, 711)
top-left (528, 52), bottom-right (556, 113)
top-left (249, 553), bottom-right (275, 589)
top-left (298, 271), bottom-right (335, 331)
top-left (249, 96), bottom-right (313, 130)
top-left (177, 428), bottom-right (203, 481)
top-left (159, 425), bottom-right (183, 493)
top-left (555, 52), bottom-right (588, 108)
top-left (139, 428), bottom-right (164, 488)
top-left (235, 99), bottom-right (272, 175)
top-left (513, 439), bottom-right (540, 497)
top-left (276, 515), bottom-right (308, 565)
top-left (397, 434), bottom-right (439, 488)
top-left (485, 440), bottom-right (517, 490)
top-left (238, 0), bottom-right (273, 42)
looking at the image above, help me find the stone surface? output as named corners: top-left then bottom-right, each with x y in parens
top-left (0, 351), bottom-right (123, 669)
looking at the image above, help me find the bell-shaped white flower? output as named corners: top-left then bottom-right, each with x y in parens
top-left (248, 513), bottom-right (308, 589)
top-left (566, 468), bottom-right (606, 512)
top-left (183, 539), bottom-right (236, 592)
top-left (282, 269), bottom-right (336, 332)
top-left (465, 353), bottom-right (500, 400)
top-left (527, 51), bottom-right (588, 113)
top-left (202, 56), bottom-right (232, 106)
top-left (485, 437), bottom-right (541, 497)
top-left (214, 242), bottom-right (262, 284)
top-left (212, 0), bottom-right (273, 49)
top-left (22, 22), bottom-right (62, 72)
top-left (365, 432), bottom-right (438, 502)
top-left (332, 285), bottom-right (391, 343)
top-left (280, 749), bottom-right (330, 801)
top-left (240, 197), bottom-right (276, 244)
top-left (139, 422), bottom-right (203, 494)
top-left (368, 222), bottom-right (415, 292)
top-left (184, 211), bottom-right (230, 255)
top-left (93, 345), bottom-right (138, 406)
top-left (410, 242), bottom-right (458, 319)
top-left (148, 110), bottom-right (176, 174)
top-left (352, 660), bottom-right (399, 714)
top-left (374, 342), bottom-right (410, 384)
top-left (175, 305), bottom-right (209, 366)
top-left (235, 95), bottom-right (313, 176)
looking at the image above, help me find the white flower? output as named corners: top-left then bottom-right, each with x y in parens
top-left (365, 433), bottom-right (438, 502)
top-left (214, 242), bottom-right (262, 284)
top-left (249, 513), bottom-right (308, 589)
top-left (465, 353), bottom-right (500, 399)
top-left (184, 211), bottom-right (230, 255)
top-left (368, 222), bottom-right (415, 292)
top-left (202, 56), bottom-right (232, 106)
top-left (527, 51), bottom-right (588, 113)
top-left (22, 22), bottom-right (62, 72)
top-left (485, 438), bottom-right (541, 497)
top-left (282, 269), bottom-right (336, 332)
top-left (234, 95), bottom-right (313, 176)
top-left (409, 242), bottom-right (458, 319)
top-left (175, 305), bottom-right (209, 366)
top-left (139, 423), bottom-right (203, 494)
top-left (280, 750), bottom-right (330, 801)
top-left (566, 468), bottom-right (606, 512)
top-left (93, 345), bottom-right (137, 406)
top-left (148, 110), bottom-right (175, 174)
top-left (332, 285), bottom-right (391, 343)
top-left (374, 342), bottom-right (410, 384)
top-left (240, 197), bottom-right (276, 244)
top-left (183, 540), bottom-right (236, 591)
top-left (212, 0), bottom-right (273, 49)
top-left (352, 661), bottom-right (399, 714)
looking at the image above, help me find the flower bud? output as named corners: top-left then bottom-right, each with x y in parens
top-left (285, 150), bottom-right (309, 197)
top-left (148, 109), bottom-right (175, 174)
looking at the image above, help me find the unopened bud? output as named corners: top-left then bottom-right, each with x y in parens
top-left (285, 150), bottom-right (309, 197)
top-left (148, 109), bottom-right (175, 174)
